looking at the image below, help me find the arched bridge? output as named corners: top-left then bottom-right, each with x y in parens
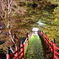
top-left (6, 30), bottom-right (59, 59)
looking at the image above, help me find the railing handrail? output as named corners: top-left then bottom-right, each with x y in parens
top-left (38, 31), bottom-right (59, 59)
top-left (6, 30), bottom-right (59, 59)
top-left (6, 36), bottom-right (29, 59)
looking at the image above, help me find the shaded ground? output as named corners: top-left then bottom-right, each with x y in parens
top-left (0, 40), bottom-right (5, 45)
top-left (25, 34), bottom-right (44, 59)
top-left (0, 53), bottom-right (6, 59)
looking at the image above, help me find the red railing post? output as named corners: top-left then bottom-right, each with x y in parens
top-left (6, 47), bottom-right (11, 59)
top-left (52, 39), bottom-right (56, 59)
top-left (19, 39), bottom-right (24, 59)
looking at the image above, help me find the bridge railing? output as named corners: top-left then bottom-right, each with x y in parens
top-left (38, 31), bottom-right (59, 59)
top-left (6, 36), bottom-right (29, 59)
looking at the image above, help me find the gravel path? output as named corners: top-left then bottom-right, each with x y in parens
top-left (25, 34), bottom-right (44, 59)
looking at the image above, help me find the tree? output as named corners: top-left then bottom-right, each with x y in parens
top-left (0, 0), bottom-right (13, 19)
top-left (8, 0), bottom-right (13, 18)
top-left (7, 0), bottom-right (13, 28)
top-left (0, 0), bottom-right (13, 28)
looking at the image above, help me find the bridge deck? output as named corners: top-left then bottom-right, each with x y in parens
top-left (25, 34), bottom-right (44, 59)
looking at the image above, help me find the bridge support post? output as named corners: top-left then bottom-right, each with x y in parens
top-left (52, 39), bottom-right (56, 59)
top-left (6, 47), bottom-right (11, 59)
top-left (19, 39), bottom-right (24, 59)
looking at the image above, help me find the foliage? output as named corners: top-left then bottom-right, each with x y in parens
top-left (18, 2), bottom-right (26, 6)
top-left (0, 0), bottom-right (59, 53)
top-left (53, 6), bottom-right (59, 18)
top-left (13, 5), bottom-right (17, 8)
top-left (0, 49), bottom-right (6, 54)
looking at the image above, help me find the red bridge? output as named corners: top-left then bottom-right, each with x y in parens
top-left (6, 30), bottom-right (59, 59)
